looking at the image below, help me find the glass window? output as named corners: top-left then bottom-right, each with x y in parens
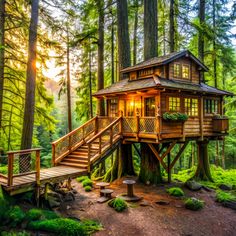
top-left (184, 98), bottom-right (198, 116)
top-left (109, 99), bottom-right (118, 117)
top-left (169, 97), bottom-right (180, 112)
top-left (182, 65), bottom-right (190, 79)
top-left (174, 63), bottom-right (181, 78)
top-left (204, 99), bottom-right (219, 114)
top-left (126, 100), bottom-right (135, 117)
top-left (144, 97), bottom-right (155, 117)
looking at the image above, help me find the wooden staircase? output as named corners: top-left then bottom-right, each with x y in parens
top-left (52, 116), bottom-right (122, 173)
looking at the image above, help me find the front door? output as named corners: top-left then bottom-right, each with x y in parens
top-left (144, 97), bottom-right (155, 117)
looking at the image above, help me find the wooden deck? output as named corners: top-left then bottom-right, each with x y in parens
top-left (1, 166), bottom-right (87, 195)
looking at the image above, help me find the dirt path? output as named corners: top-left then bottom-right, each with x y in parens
top-left (59, 177), bottom-right (236, 236)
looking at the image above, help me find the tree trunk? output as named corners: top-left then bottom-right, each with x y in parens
top-left (133, 0), bottom-right (139, 65)
top-left (198, 0), bottom-right (205, 82)
top-left (97, 0), bottom-right (105, 116)
top-left (66, 31), bottom-right (72, 132)
top-left (144, 0), bottom-right (158, 60)
top-left (222, 139), bottom-right (225, 169)
top-left (0, 0), bottom-right (5, 130)
top-left (212, 0), bottom-right (217, 88)
top-left (117, 0), bottom-right (131, 73)
top-left (111, 7), bottom-right (115, 84)
top-left (193, 141), bottom-right (213, 181)
top-left (20, 0), bottom-right (39, 172)
top-left (89, 43), bottom-right (93, 118)
top-left (139, 143), bottom-right (162, 185)
top-left (169, 0), bottom-right (175, 53)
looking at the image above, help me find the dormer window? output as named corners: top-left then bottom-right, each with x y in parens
top-left (182, 65), bottom-right (190, 79)
top-left (174, 63), bottom-right (181, 78)
top-left (138, 68), bottom-right (153, 78)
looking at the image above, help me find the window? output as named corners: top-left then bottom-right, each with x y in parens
top-left (185, 98), bottom-right (198, 116)
top-left (174, 63), bottom-right (181, 78)
top-left (182, 65), bottom-right (190, 79)
top-left (138, 68), bottom-right (153, 77)
top-left (126, 100), bottom-right (135, 116)
top-left (204, 99), bottom-right (219, 114)
top-left (144, 97), bottom-right (155, 117)
top-left (168, 97), bottom-right (180, 112)
top-left (109, 99), bottom-right (118, 117)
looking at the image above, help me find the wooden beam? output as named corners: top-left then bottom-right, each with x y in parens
top-left (148, 143), bottom-right (167, 170)
top-left (161, 141), bottom-right (177, 160)
top-left (169, 141), bottom-right (189, 170)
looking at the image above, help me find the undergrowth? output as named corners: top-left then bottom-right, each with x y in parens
top-left (216, 190), bottom-right (236, 203)
top-left (76, 176), bottom-right (89, 183)
top-left (185, 198), bottom-right (204, 211)
top-left (108, 198), bottom-right (128, 212)
top-left (167, 187), bottom-right (184, 197)
top-left (84, 186), bottom-right (92, 192)
top-left (82, 179), bottom-right (93, 187)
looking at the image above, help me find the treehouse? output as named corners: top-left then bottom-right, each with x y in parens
top-left (93, 50), bottom-right (232, 142)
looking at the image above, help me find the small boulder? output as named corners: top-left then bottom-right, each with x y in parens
top-left (222, 200), bottom-right (236, 210)
top-left (185, 181), bottom-right (202, 191)
top-left (64, 192), bottom-right (75, 202)
top-left (202, 185), bottom-right (213, 192)
top-left (48, 196), bottom-right (61, 208)
top-left (140, 200), bottom-right (150, 207)
top-left (156, 200), bottom-right (170, 205)
top-left (219, 184), bottom-right (232, 191)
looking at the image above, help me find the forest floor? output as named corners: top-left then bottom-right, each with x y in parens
top-left (58, 177), bottom-right (236, 236)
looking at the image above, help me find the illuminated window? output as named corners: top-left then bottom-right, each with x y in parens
top-left (204, 99), bottom-right (219, 114)
top-left (109, 99), bottom-right (118, 117)
top-left (144, 97), bottom-right (155, 117)
top-left (169, 97), bottom-right (180, 112)
top-left (182, 65), bottom-right (190, 79)
top-left (185, 98), bottom-right (198, 116)
top-left (173, 64), bottom-right (181, 78)
top-left (126, 100), bottom-right (135, 116)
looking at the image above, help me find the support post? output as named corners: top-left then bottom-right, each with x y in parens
top-left (52, 144), bottom-right (56, 166)
top-left (7, 153), bottom-right (14, 186)
top-left (167, 153), bottom-right (171, 183)
top-left (88, 143), bottom-right (91, 174)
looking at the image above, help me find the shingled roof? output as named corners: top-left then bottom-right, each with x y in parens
top-left (121, 50), bottom-right (209, 73)
top-left (93, 76), bottom-right (233, 97)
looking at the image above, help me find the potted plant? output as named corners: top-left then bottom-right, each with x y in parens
top-left (162, 112), bottom-right (189, 122)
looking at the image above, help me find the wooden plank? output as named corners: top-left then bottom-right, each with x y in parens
top-left (148, 144), bottom-right (167, 170)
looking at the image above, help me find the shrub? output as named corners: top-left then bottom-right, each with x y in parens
top-left (5, 206), bottom-right (25, 227)
top-left (82, 179), bottom-right (93, 187)
top-left (108, 198), bottom-right (128, 212)
top-left (216, 190), bottom-right (236, 203)
top-left (28, 218), bottom-right (102, 236)
top-left (163, 112), bottom-right (188, 121)
top-left (84, 186), bottom-right (92, 192)
top-left (185, 198), bottom-right (204, 211)
top-left (167, 187), bottom-right (184, 197)
top-left (76, 176), bottom-right (89, 183)
top-left (25, 208), bottom-right (59, 222)
top-left (1, 231), bottom-right (30, 236)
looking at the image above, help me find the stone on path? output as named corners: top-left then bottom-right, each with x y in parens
top-left (185, 180), bottom-right (202, 191)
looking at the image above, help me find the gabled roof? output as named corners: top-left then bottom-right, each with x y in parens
top-left (121, 50), bottom-right (209, 73)
top-left (93, 76), bottom-right (233, 97)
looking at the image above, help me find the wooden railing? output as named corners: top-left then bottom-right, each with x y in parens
top-left (52, 116), bottom-right (98, 164)
top-left (7, 148), bottom-right (42, 187)
top-left (86, 117), bottom-right (122, 172)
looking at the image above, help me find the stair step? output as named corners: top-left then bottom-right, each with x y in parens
top-left (63, 158), bottom-right (88, 164)
top-left (60, 161), bottom-right (88, 169)
top-left (71, 151), bottom-right (88, 156)
top-left (68, 154), bottom-right (88, 159)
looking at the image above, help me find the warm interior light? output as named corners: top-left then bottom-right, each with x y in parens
top-left (130, 101), bottom-right (134, 107)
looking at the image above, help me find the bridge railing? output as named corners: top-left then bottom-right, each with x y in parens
top-left (6, 148), bottom-right (42, 187)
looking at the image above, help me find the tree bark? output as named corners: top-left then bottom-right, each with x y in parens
top-left (117, 0), bottom-right (131, 73)
top-left (169, 0), bottom-right (175, 53)
top-left (139, 143), bottom-right (162, 185)
top-left (0, 0), bottom-right (5, 130)
top-left (97, 0), bottom-right (105, 116)
top-left (133, 0), bottom-right (139, 65)
top-left (20, 0), bottom-right (39, 172)
top-left (212, 0), bottom-right (217, 88)
top-left (193, 141), bottom-right (213, 181)
top-left (198, 0), bottom-right (205, 82)
top-left (89, 42), bottom-right (93, 118)
top-left (144, 0), bottom-right (158, 60)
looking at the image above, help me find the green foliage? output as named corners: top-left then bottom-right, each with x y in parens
top-left (25, 208), bottom-right (59, 222)
top-left (167, 187), bottom-right (184, 197)
top-left (28, 218), bottom-right (102, 236)
top-left (84, 186), bottom-right (92, 192)
top-left (173, 167), bottom-right (196, 182)
top-left (216, 190), bottom-right (236, 203)
top-left (163, 112), bottom-right (188, 121)
top-left (0, 231), bottom-right (30, 236)
top-left (108, 198), bottom-right (128, 212)
top-left (185, 198), bottom-right (204, 211)
top-left (5, 206), bottom-right (25, 227)
top-left (76, 176), bottom-right (89, 183)
top-left (82, 179), bottom-right (93, 187)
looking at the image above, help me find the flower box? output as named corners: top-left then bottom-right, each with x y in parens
top-left (212, 116), bottom-right (229, 133)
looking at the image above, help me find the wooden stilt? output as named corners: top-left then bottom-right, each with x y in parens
top-left (167, 153), bottom-right (171, 183)
top-left (67, 177), bottom-right (72, 190)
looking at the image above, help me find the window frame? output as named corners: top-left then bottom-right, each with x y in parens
top-left (173, 63), bottom-right (181, 78)
top-left (204, 98), bottom-right (220, 116)
top-left (167, 96), bottom-right (181, 113)
top-left (184, 97), bottom-right (199, 117)
top-left (182, 64), bottom-right (190, 79)
top-left (108, 98), bottom-right (119, 117)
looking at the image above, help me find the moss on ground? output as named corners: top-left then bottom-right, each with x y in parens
top-left (185, 198), bottom-right (204, 211)
top-left (84, 186), bottom-right (92, 192)
top-left (0, 231), bottom-right (30, 236)
top-left (5, 206), bottom-right (25, 227)
top-left (167, 187), bottom-right (184, 197)
top-left (28, 218), bottom-right (102, 236)
top-left (25, 208), bottom-right (60, 222)
top-left (82, 179), bottom-right (93, 187)
top-left (216, 190), bottom-right (236, 203)
top-left (76, 176), bottom-right (89, 183)
top-left (108, 198), bottom-right (128, 212)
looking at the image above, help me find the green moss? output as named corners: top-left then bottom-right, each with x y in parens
top-left (185, 198), bottom-right (204, 211)
top-left (28, 218), bottom-right (102, 236)
top-left (25, 208), bottom-right (59, 222)
top-left (5, 206), bottom-right (25, 227)
top-left (84, 186), bottom-right (92, 192)
top-left (82, 179), bottom-right (93, 187)
top-left (1, 231), bottom-right (30, 236)
top-left (108, 198), bottom-right (128, 212)
top-left (216, 190), bottom-right (236, 203)
top-left (76, 176), bottom-right (89, 183)
top-left (167, 187), bottom-right (184, 197)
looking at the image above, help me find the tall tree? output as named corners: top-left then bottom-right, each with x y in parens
top-left (117, 0), bottom-right (131, 73)
top-left (144, 0), bottom-right (158, 60)
top-left (20, 0), bottom-right (39, 168)
top-left (0, 0), bottom-right (5, 131)
top-left (169, 0), bottom-right (175, 52)
top-left (133, 0), bottom-right (139, 65)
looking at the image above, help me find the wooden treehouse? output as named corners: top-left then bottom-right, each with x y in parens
top-left (0, 50), bottom-right (233, 195)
